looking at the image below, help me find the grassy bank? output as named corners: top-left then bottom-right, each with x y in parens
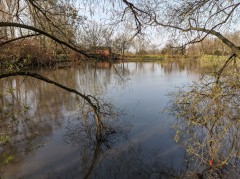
top-left (122, 54), bottom-right (165, 61)
top-left (198, 54), bottom-right (240, 68)
top-left (121, 54), bottom-right (202, 62)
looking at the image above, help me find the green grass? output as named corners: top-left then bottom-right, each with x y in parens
top-left (198, 55), bottom-right (234, 67)
top-left (200, 55), bottom-right (228, 61)
top-left (123, 54), bottom-right (165, 61)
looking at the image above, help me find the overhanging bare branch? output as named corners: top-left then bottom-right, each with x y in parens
top-left (0, 71), bottom-right (99, 112)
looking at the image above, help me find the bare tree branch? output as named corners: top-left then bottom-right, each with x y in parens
top-left (0, 33), bottom-right (41, 46)
top-left (0, 22), bottom-right (95, 58)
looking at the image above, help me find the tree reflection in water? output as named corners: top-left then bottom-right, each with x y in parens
top-left (60, 113), bottom-right (185, 179)
top-left (169, 69), bottom-right (240, 178)
top-left (63, 109), bottom-right (132, 179)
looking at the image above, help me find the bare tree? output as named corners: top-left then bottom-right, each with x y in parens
top-left (112, 32), bottom-right (133, 55)
top-left (79, 21), bottom-right (113, 49)
top-left (0, 0), bottom-right (91, 57)
top-left (118, 0), bottom-right (240, 57)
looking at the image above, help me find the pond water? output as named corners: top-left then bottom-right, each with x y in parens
top-left (0, 61), bottom-right (201, 178)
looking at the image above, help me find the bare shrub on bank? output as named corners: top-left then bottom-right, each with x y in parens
top-left (169, 70), bottom-right (240, 178)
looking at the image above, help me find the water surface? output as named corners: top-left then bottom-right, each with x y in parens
top-left (0, 61), bottom-right (200, 178)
